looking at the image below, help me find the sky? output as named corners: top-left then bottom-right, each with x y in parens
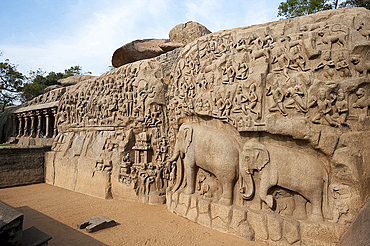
top-left (0, 0), bottom-right (284, 77)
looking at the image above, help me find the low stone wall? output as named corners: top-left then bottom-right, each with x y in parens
top-left (0, 146), bottom-right (51, 188)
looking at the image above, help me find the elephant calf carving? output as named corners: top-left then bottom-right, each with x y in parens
top-left (240, 140), bottom-right (329, 221)
top-left (167, 123), bottom-right (239, 206)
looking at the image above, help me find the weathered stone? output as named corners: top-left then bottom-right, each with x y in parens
top-left (3, 7), bottom-right (369, 246)
top-left (267, 214), bottom-right (283, 241)
top-left (44, 84), bottom-right (63, 93)
top-left (111, 39), bottom-right (183, 67)
top-left (337, 196), bottom-right (370, 246)
top-left (198, 199), bottom-right (210, 214)
top-left (283, 219), bottom-right (300, 244)
top-left (77, 216), bottom-right (116, 233)
top-left (169, 21), bottom-right (211, 45)
top-left (174, 203), bottom-right (188, 217)
top-left (0, 146), bottom-right (50, 188)
top-left (58, 75), bottom-right (96, 86)
top-left (247, 210), bottom-right (268, 240)
top-left (197, 212), bottom-right (211, 228)
top-left (0, 201), bottom-right (23, 246)
top-left (300, 221), bottom-right (348, 245)
top-left (186, 207), bottom-right (198, 221)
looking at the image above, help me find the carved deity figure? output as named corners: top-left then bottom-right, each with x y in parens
top-left (232, 85), bottom-right (248, 113)
top-left (310, 88), bottom-right (337, 126)
top-left (285, 83), bottom-right (308, 113)
top-left (333, 89), bottom-right (348, 125)
top-left (222, 59), bottom-right (236, 84)
top-left (267, 86), bottom-right (287, 116)
top-left (315, 51), bottom-right (335, 80)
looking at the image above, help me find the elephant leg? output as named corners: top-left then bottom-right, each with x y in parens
top-left (184, 161), bottom-right (197, 195)
top-left (219, 179), bottom-right (234, 206)
top-left (259, 180), bottom-right (274, 209)
top-left (309, 190), bottom-right (324, 221)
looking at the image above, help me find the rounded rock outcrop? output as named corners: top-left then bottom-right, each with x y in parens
top-left (169, 21), bottom-right (211, 45)
top-left (111, 39), bottom-right (183, 68)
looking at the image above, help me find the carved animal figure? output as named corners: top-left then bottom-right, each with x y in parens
top-left (357, 23), bottom-right (370, 40)
top-left (239, 140), bottom-right (328, 221)
top-left (167, 123), bottom-right (239, 205)
top-left (351, 53), bottom-right (370, 78)
top-left (248, 44), bottom-right (269, 62)
top-left (318, 24), bottom-right (347, 49)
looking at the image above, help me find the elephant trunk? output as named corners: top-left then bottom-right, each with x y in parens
top-left (167, 142), bottom-right (180, 163)
top-left (241, 171), bottom-right (254, 200)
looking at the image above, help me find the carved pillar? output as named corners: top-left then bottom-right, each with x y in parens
top-left (51, 108), bottom-right (58, 138)
top-left (23, 113), bottom-right (29, 137)
top-left (36, 110), bottom-right (42, 138)
top-left (30, 112), bottom-right (36, 138)
top-left (44, 109), bottom-right (51, 138)
top-left (17, 114), bottom-right (23, 137)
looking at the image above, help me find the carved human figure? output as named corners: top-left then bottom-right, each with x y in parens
top-left (272, 47), bottom-right (290, 82)
top-left (221, 91), bottom-right (232, 118)
top-left (315, 51), bottom-right (335, 80)
top-left (309, 88), bottom-right (337, 126)
top-left (241, 83), bottom-right (259, 118)
top-left (285, 83), bottom-right (308, 113)
top-left (232, 85), bottom-right (248, 113)
top-left (222, 59), bottom-right (236, 84)
top-left (333, 89), bottom-right (348, 125)
top-left (267, 86), bottom-right (287, 116)
top-left (335, 52), bottom-right (351, 77)
top-left (236, 58), bottom-right (249, 80)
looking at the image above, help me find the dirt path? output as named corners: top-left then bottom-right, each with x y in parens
top-left (0, 184), bottom-right (265, 246)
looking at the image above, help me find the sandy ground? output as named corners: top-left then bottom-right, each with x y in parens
top-left (0, 183), bottom-right (266, 246)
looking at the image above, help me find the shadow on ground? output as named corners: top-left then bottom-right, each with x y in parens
top-left (17, 206), bottom-right (107, 246)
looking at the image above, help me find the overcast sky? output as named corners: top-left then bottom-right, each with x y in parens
top-left (1, 0), bottom-right (284, 76)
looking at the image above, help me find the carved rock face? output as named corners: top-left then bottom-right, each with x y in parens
top-left (58, 75), bottom-right (97, 86)
top-left (169, 21), bottom-right (211, 45)
top-left (111, 39), bottom-right (183, 67)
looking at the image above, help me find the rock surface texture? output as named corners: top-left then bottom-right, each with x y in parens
top-left (169, 21), bottom-right (212, 45)
top-left (111, 39), bottom-right (183, 67)
top-left (5, 7), bottom-right (370, 246)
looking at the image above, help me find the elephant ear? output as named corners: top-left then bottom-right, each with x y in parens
top-left (183, 126), bottom-right (193, 154)
top-left (254, 147), bottom-right (270, 171)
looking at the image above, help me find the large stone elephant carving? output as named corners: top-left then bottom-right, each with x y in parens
top-left (240, 140), bottom-right (329, 221)
top-left (167, 123), bottom-right (239, 205)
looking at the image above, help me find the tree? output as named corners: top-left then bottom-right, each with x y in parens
top-left (278, 0), bottom-right (370, 18)
top-left (339, 0), bottom-right (370, 9)
top-left (22, 65), bottom-right (91, 101)
top-left (278, 0), bottom-right (333, 18)
top-left (0, 58), bottom-right (25, 111)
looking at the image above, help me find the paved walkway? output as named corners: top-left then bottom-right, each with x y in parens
top-left (0, 184), bottom-right (265, 246)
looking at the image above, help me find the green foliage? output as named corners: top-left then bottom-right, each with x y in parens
top-left (278, 0), bottom-right (369, 18)
top-left (0, 58), bottom-right (25, 111)
top-left (339, 0), bottom-right (370, 9)
top-left (278, 0), bottom-right (333, 18)
top-left (22, 65), bottom-right (91, 102)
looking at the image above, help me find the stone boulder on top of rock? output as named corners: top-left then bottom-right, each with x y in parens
top-left (169, 21), bottom-right (211, 45)
top-left (111, 39), bottom-right (183, 68)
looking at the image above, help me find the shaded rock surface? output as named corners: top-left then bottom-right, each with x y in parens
top-left (112, 39), bottom-right (183, 67)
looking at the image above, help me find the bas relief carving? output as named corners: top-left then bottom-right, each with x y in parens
top-left (164, 8), bottom-right (370, 246)
top-left (42, 8), bottom-right (370, 246)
